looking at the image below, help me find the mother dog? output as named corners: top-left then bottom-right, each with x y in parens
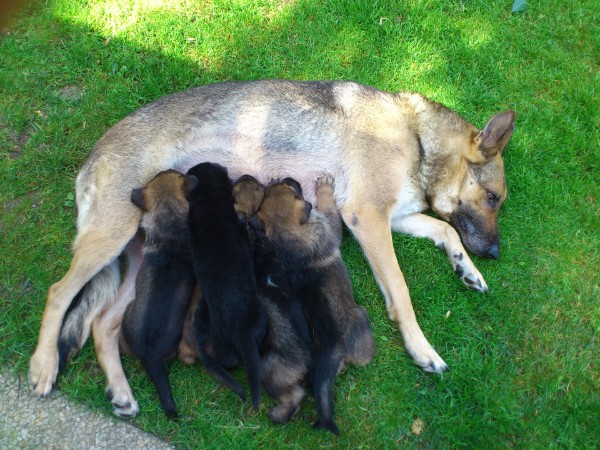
top-left (30, 80), bottom-right (515, 405)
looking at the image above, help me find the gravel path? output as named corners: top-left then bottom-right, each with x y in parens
top-left (0, 371), bottom-right (177, 450)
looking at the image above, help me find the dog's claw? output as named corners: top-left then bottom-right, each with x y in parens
top-left (422, 359), bottom-right (450, 373)
top-left (106, 386), bottom-right (139, 418)
top-left (29, 350), bottom-right (59, 397)
top-left (451, 254), bottom-right (488, 293)
top-left (405, 333), bottom-right (449, 374)
top-left (112, 400), bottom-right (139, 418)
top-left (316, 174), bottom-right (335, 188)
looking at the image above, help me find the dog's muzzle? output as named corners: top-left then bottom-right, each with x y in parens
top-left (450, 207), bottom-right (500, 259)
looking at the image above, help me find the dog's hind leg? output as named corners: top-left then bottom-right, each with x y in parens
top-left (261, 355), bottom-right (306, 424)
top-left (58, 261), bottom-right (121, 374)
top-left (392, 213), bottom-right (489, 293)
top-left (29, 218), bottom-right (140, 397)
top-left (237, 338), bottom-right (262, 408)
top-left (341, 204), bottom-right (449, 373)
top-left (311, 353), bottom-right (341, 435)
top-left (142, 357), bottom-right (178, 419)
top-left (93, 231), bottom-right (143, 418)
top-left (198, 343), bottom-right (247, 402)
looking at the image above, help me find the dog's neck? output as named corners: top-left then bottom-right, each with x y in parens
top-left (407, 93), bottom-right (470, 216)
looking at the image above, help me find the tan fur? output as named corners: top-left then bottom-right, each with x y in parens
top-left (177, 285), bottom-right (201, 365)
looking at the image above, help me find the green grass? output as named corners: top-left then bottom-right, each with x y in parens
top-left (1, 0), bottom-right (598, 447)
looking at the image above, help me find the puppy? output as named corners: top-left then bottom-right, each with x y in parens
top-left (177, 175), bottom-right (266, 366)
top-left (187, 163), bottom-right (266, 408)
top-left (233, 175), bottom-right (314, 426)
top-left (120, 170), bottom-right (197, 418)
top-left (254, 176), bottom-right (377, 434)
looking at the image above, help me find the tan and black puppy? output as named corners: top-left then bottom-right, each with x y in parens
top-left (254, 176), bottom-right (376, 435)
top-left (233, 175), bottom-right (314, 426)
top-left (187, 163), bottom-right (266, 408)
top-left (120, 169), bottom-right (197, 419)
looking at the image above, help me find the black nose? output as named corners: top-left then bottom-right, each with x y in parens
top-left (487, 243), bottom-right (500, 259)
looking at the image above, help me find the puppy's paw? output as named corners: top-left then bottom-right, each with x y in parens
top-left (106, 387), bottom-right (139, 418)
top-left (29, 349), bottom-right (59, 397)
top-left (268, 403), bottom-right (301, 424)
top-left (451, 253), bottom-right (489, 293)
top-left (316, 174), bottom-right (335, 189)
top-left (177, 340), bottom-right (198, 365)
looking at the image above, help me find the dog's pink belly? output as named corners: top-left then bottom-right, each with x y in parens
top-left (174, 147), bottom-right (346, 206)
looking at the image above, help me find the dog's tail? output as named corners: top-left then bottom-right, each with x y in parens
top-left (311, 352), bottom-right (342, 435)
top-left (198, 347), bottom-right (247, 402)
top-left (141, 357), bottom-right (178, 419)
top-left (58, 261), bottom-right (120, 373)
top-left (237, 338), bottom-right (262, 409)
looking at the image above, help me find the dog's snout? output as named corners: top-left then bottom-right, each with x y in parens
top-left (486, 243), bottom-right (499, 259)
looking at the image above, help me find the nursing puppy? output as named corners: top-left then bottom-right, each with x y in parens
top-left (187, 163), bottom-right (266, 408)
top-left (177, 176), bottom-right (265, 366)
top-left (233, 175), bottom-right (314, 426)
top-left (120, 170), bottom-right (197, 418)
top-left (255, 177), bottom-right (375, 434)
top-left (254, 176), bottom-right (377, 434)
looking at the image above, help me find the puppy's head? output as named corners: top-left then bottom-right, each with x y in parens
top-left (186, 162), bottom-right (231, 194)
top-left (254, 179), bottom-right (312, 235)
top-left (232, 175), bottom-right (265, 221)
top-left (131, 170), bottom-right (198, 215)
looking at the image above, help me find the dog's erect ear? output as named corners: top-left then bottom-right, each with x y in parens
top-left (131, 188), bottom-right (146, 211)
top-left (249, 214), bottom-right (265, 232)
top-left (473, 110), bottom-right (516, 158)
top-left (183, 175), bottom-right (199, 198)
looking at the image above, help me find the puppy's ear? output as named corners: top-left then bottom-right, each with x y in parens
top-left (131, 188), bottom-right (146, 211)
top-left (183, 175), bottom-right (199, 198)
top-left (249, 214), bottom-right (265, 232)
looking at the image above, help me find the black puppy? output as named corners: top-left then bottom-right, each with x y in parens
top-left (233, 175), bottom-right (314, 425)
top-left (121, 170), bottom-right (197, 418)
top-left (187, 163), bottom-right (266, 408)
top-left (254, 176), bottom-right (377, 434)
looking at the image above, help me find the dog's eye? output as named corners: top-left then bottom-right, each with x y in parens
top-left (487, 191), bottom-right (499, 206)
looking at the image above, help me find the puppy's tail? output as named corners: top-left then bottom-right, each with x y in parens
top-left (58, 261), bottom-right (120, 373)
top-left (237, 338), bottom-right (262, 409)
top-left (311, 352), bottom-right (342, 435)
top-left (198, 347), bottom-right (247, 402)
top-left (142, 357), bottom-right (178, 419)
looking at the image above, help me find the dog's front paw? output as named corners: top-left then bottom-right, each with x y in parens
top-left (106, 386), bottom-right (139, 418)
top-left (451, 252), bottom-right (489, 293)
top-left (29, 348), bottom-right (59, 396)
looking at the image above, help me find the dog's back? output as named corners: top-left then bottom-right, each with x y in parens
top-left (121, 170), bottom-right (197, 418)
top-left (187, 163), bottom-right (266, 408)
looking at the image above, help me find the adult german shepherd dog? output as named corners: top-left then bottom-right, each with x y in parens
top-left (30, 80), bottom-right (515, 415)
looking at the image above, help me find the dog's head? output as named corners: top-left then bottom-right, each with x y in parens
top-left (253, 179), bottom-right (313, 235)
top-left (131, 169), bottom-right (198, 215)
top-left (433, 110), bottom-right (515, 259)
top-left (232, 175), bottom-right (265, 221)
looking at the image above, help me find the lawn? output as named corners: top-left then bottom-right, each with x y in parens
top-left (1, 0), bottom-right (598, 448)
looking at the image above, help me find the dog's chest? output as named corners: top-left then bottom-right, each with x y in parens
top-left (390, 180), bottom-right (428, 221)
